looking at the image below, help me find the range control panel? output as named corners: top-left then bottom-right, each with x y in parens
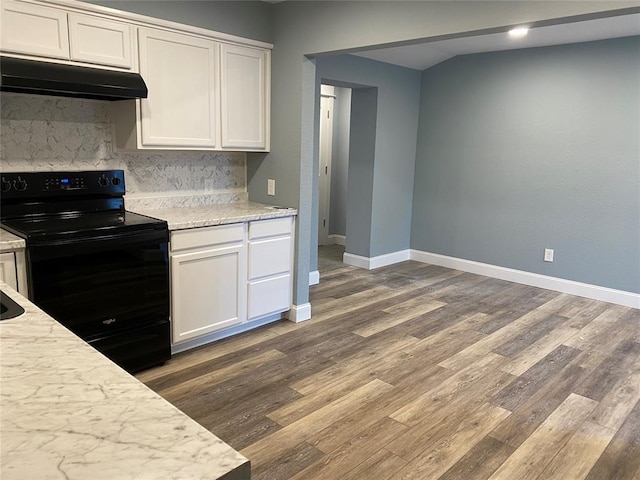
top-left (0, 170), bottom-right (125, 198)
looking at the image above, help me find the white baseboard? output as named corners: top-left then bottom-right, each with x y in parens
top-left (287, 303), bottom-right (312, 323)
top-left (171, 312), bottom-right (283, 354)
top-left (342, 252), bottom-right (370, 269)
top-left (309, 270), bottom-right (320, 286)
top-left (343, 249), bottom-right (410, 270)
top-left (328, 234), bottom-right (346, 246)
top-left (410, 249), bottom-right (640, 309)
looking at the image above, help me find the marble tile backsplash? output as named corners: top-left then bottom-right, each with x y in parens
top-left (0, 93), bottom-right (247, 204)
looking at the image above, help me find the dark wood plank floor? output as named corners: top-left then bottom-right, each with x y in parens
top-left (137, 259), bottom-right (640, 480)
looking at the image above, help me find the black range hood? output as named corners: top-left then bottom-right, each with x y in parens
top-left (0, 56), bottom-right (148, 101)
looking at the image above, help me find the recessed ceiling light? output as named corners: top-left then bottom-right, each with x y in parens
top-left (509, 27), bottom-right (529, 38)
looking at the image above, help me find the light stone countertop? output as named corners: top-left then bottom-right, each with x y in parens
top-left (0, 229), bottom-right (25, 251)
top-left (132, 200), bottom-right (297, 230)
top-left (0, 284), bottom-right (250, 480)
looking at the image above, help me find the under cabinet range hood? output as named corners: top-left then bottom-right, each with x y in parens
top-left (0, 56), bottom-right (148, 101)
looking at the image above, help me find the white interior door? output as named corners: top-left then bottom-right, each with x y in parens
top-left (318, 85), bottom-right (335, 246)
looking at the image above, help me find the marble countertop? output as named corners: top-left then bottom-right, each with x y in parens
top-left (0, 285), bottom-right (250, 480)
top-left (0, 229), bottom-right (25, 251)
top-left (132, 200), bottom-right (297, 230)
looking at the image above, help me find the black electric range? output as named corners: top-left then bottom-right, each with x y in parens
top-left (0, 170), bottom-right (171, 373)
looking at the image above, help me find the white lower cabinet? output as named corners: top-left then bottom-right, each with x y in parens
top-left (0, 253), bottom-right (19, 291)
top-left (247, 217), bottom-right (293, 320)
top-left (170, 224), bottom-right (246, 345)
top-left (0, 250), bottom-right (28, 296)
top-left (169, 216), bottom-right (294, 349)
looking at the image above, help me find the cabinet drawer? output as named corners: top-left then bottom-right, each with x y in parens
top-left (249, 217), bottom-right (292, 239)
top-left (248, 237), bottom-right (291, 279)
top-left (248, 274), bottom-right (291, 319)
top-left (171, 223), bottom-right (244, 252)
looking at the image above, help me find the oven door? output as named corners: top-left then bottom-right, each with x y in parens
top-left (27, 229), bottom-right (170, 357)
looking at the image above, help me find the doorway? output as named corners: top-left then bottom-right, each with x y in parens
top-left (317, 84), bottom-right (351, 249)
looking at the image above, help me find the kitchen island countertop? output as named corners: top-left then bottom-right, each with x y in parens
top-left (0, 284), bottom-right (250, 480)
top-left (132, 200), bottom-right (296, 230)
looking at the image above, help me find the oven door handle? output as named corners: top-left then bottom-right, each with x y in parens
top-left (28, 229), bottom-right (169, 260)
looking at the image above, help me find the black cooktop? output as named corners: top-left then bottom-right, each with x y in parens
top-left (1, 210), bottom-right (166, 243)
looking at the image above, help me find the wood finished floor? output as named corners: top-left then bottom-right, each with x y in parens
top-left (137, 260), bottom-right (640, 480)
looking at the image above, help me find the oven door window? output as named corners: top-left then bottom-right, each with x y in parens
top-left (28, 231), bottom-right (169, 340)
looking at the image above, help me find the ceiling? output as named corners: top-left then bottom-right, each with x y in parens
top-left (352, 12), bottom-right (640, 71)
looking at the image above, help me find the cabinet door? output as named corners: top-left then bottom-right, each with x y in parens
top-left (68, 13), bottom-right (132, 69)
top-left (220, 44), bottom-right (268, 150)
top-left (171, 244), bottom-right (243, 344)
top-left (138, 28), bottom-right (218, 148)
top-left (0, 0), bottom-right (69, 59)
top-left (0, 253), bottom-right (18, 291)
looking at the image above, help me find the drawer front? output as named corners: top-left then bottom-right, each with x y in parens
top-left (249, 217), bottom-right (292, 239)
top-left (171, 223), bottom-right (244, 252)
top-left (248, 237), bottom-right (291, 279)
top-left (248, 274), bottom-right (291, 319)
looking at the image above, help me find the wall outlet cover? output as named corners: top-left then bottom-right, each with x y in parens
top-left (544, 248), bottom-right (554, 262)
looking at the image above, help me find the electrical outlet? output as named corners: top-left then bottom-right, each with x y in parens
top-left (267, 179), bottom-right (276, 196)
top-left (544, 248), bottom-right (554, 262)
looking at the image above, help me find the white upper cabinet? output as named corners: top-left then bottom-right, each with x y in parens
top-left (0, 0), bottom-right (133, 70)
top-left (0, 0), bottom-right (272, 152)
top-left (1, 0), bottom-right (69, 59)
top-left (138, 28), bottom-right (218, 148)
top-left (116, 30), bottom-right (271, 151)
top-left (68, 13), bottom-right (133, 69)
top-left (220, 44), bottom-right (269, 150)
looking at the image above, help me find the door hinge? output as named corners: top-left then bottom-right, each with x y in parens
top-left (325, 166), bottom-right (328, 174)
top-left (323, 219), bottom-right (326, 227)
top-left (327, 110), bottom-right (330, 119)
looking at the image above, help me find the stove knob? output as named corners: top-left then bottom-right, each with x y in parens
top-left (1, 178), bottom-right (11, 192)
top-left (15, 178), bottom-right (27, 191)
top-left (98, 176), bottom-right (109, 187)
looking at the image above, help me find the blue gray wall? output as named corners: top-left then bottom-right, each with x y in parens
top-left (86, 1), bottom-right (273, 43)
top-left (317, 54), bottom-right (421, 261)
top-left (411, 37), bottom-right (640, 293)
top-left (329, 87), bottom-right (351, 238)
top-left (253, 1), bottom-right (635, 306)
top-left (345, 87), bottom-right (377, 258)
top-left (84, 0), bottom-right (640, 304)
